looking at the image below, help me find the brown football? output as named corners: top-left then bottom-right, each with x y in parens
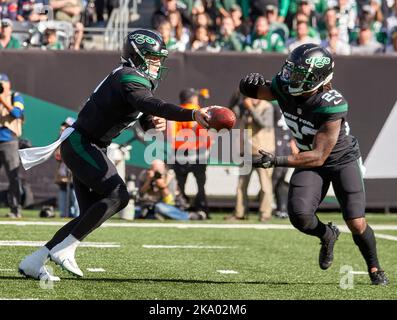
top-left (207, 106), bottom-right (236, 131)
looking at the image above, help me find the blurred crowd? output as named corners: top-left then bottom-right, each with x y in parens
top-left (153, 0), bottom-right (397, 55)
top-left (0, 0), bottom-right (396, 53)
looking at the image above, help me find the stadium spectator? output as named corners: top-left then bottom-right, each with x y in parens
top-left (318, 7), bottom-right (338, 40)
top-left (152, 0), bottom-right (191, 29)
top-left (16, 0), bottom-right (49, 22)
top-left (192, 11), bottom-right (215, 42)
top-left (230, 4), bottom-right (250, 36)
top-left (192, 10), bottom-right (213, 29)
top-left (54, 117), bottom-right (79, 218)
top-left (350, 1), bottom-right (387, 45)
top-left (168, 9), bottom-right (191, 51)
top-left (42, 27), bottom-right (64, 49)
top-left (294, 0), bottom-right (321, 31)
top-left (286, 20), bottom-right (320, 52)
top-left (350, 22), bottom-right (384, 54)
top-left (290, 12), bottom-right (321, 41)
top-left (168, 88), bottom-right (211, 217)
top-left (94, 0), bottom-right (115, 27)
top-left (49, 0), bottom-right (84, 50)
top-left (0, 73), bottom-right (24, 218)
top-left (190, 0), bottom-right (206, 16)
top-left (321, 26), bottom-right (351, 55)
top-left (214, 0), bottom-right (238, 18)
top-left (137, 159), bottom-right (206, 220)
top-left (385, 26), bottom-right (397, 54)
top-left (333, 0), bottom-right (358, 44)
top-left (245, 16), bottom-right (286, 53)
top-left (0, 0), bottom-right (18, 20)
top-left (265, 4), bottom-right (289, 41)
top-left (382, 0), bottom-right (396, 18)
top-left (0, 18), bottom-right (20, 49)
top-left (213, 15), bottom-right (243, 51)
top-left (191, 25), bottom-right (212, 51)
top-left (70, 20), bottom-right (83, 50)
top-left (250, 0), bottom-right (278, 21)
top-left (50, 0), bottom-right (82, 24)
top-left (157, 19), bottom-right (180, 51)
top-left (226, 96), bottom-right (275, 222)
top-left (385, 0), bottom-right (397, 34)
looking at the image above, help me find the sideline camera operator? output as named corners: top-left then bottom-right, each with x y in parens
top-left (137, 159), bottom-right (206, 220)
top-left (0, 73), bottom-right (25, 218)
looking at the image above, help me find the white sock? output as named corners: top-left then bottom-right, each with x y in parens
top-left (52, 234), bottom-right (81, 254)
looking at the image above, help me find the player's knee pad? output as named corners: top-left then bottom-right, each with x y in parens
top-left (289, 213), bottom-right (318, 233)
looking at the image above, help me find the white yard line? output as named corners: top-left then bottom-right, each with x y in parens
top-left (87, 268), bottom-right (106, 272)
top-left (1, 221), bottom-right (397, 241)
top-left (350, 271), bottom-right (369, 275)
top-left (0, 298), bottom-right (39, 300)
top-left (217, 270), bottom-right (239, 274)
top-left (142, 245), bottom-right (237, 249)
top-left (373, 233), bottom-right (397, 241)
top-left (1, 220), bottom-right (397, 231)
top-left (0, 269), bottom-right (14, 272)
top-left (0, 240), bottom-right (120, 248)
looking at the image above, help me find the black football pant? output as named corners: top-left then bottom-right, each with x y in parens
top-left (288, 160), bottom-right (366, 235)
top-left (287, 159), bottom-right (381, 271)
top-left (45, 130), bottom-right (129, 250)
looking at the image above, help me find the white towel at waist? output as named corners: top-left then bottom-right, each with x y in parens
top-left (18, 127), bottom-right (75, 170)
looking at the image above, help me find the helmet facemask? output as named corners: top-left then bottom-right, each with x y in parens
top-left (129, 39), bottom-right (169, 81)
top-left (280, 59), bottom-right (333, 96)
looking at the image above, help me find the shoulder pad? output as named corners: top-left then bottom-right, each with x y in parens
top-left (314, 89), bottom-right (348, 114)
top-left (119, 67), bottom-right (152, 90)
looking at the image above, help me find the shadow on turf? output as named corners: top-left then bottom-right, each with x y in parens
top-left (0, 275), bottom-right (369, 286)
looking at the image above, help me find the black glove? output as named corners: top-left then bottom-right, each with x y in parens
top-left (252, 150), bottom-right (289, 168)
top-left (253, 149), bottom-right (275, 169)
top-left (239, 73), bottom-right (265, 98)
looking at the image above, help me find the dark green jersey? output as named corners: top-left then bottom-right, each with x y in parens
top-left (74, 64), bottom-right (194, 147)
top-left (270, 74), bottom-right (361, 167)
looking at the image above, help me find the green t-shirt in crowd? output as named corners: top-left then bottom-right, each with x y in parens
top-left (0, 36), bottom-right (21, 49)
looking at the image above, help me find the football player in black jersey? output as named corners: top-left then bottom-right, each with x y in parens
top-left (18, 29), bottom-right (210, 280)
top-left (239, 43), bottom-right (388, 285)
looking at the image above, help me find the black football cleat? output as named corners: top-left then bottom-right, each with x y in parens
top-left (319, 222), bottom-right (341, 270)
top-left (369, 270), bottom-right (389, 286)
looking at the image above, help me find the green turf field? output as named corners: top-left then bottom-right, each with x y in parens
top-left (0, 209), bottom-right (396, 300)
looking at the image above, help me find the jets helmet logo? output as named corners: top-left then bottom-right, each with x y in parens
top-left (305, 56), bottom-right (331, 68)
top-left (130, 34), bottom-right (156, 45)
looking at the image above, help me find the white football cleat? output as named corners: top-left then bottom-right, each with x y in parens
top-left (50, 235), bottom-right (83, 278)
top-left (19, 247), bottom-right (60, 281)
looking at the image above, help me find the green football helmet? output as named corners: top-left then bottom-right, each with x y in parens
top-left (280, 43), bottom-right (334, 96)
top-left (121, 29), bottom-right (169, 81)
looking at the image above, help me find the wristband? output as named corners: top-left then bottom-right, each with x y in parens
top-left (275, 156), bottom-right (289, 167)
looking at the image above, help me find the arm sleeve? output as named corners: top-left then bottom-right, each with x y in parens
top-left (10, 93), bottom-right (24, 119)
top-left (122, 81), bottom-right (195, 122)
